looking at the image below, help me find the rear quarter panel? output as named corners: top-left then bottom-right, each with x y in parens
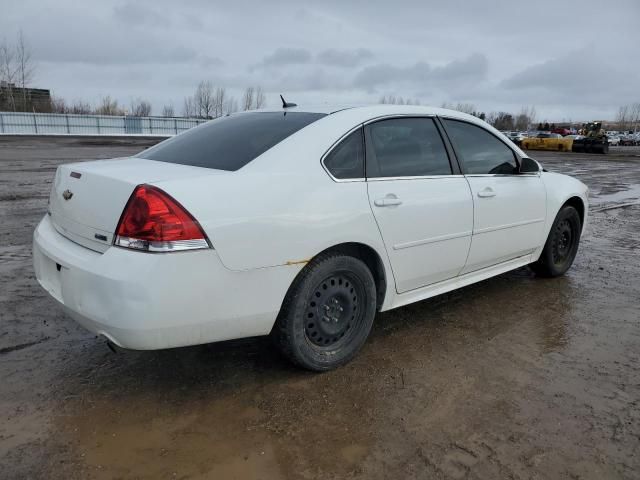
top-left (150, 111), bottom-right (393, 295)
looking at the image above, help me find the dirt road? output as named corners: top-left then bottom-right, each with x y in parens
top-left (1, 137), bottom-right (639, 479)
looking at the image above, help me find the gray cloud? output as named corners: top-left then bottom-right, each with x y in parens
top-left (353, 54), bottom-right (487, 93)
top-left (112, 2), bottom-right (172, 28)
top-left (431, 53), bottom-right (488, 85)
top-left (501, 48), bottom-right (631, 95)
top-left (2, 0), bottom-right (638, 119)
top-left (353, 62), bottom-right (431, 90)
top-left (255, 48), bottom-right (312, 68)
top-left (316, 48), bottom-right (374, 67)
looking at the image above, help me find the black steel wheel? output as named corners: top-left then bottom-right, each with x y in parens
top-left (272, 252), bottom-right (377, 371)
top-left (304, 272), bottom-right (365, 349)
top-left (531, 205), bottom-right (582, 277)
top-left (551, 218), bottom-right (575, 265)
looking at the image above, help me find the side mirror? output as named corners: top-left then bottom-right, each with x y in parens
top-left (519, 157), bottom-right (540, 174)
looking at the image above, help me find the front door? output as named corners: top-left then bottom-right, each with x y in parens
top-left (365, 117), bottom-right (474, 293)
top-left (440, 118), bottom-right (547, 274)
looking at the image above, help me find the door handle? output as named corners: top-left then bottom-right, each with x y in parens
top-left (477, 187), bottom-right (496, 198)
top-left (374, 195), bottom-right (402, 207)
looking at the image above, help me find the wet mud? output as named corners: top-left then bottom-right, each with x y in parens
top-left (1, 138), bottom-right (639, 479)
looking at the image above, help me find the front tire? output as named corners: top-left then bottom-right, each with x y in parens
top-left (272, 253), bottom-right (377, 371)
top-left (531, 205), bottom-right (581, 277)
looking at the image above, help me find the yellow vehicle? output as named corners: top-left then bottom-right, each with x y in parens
top-left (521, 133), bottom-right (574, 152)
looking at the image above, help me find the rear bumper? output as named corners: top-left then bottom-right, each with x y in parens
top-left (33, 215), bottom-right (299, 350)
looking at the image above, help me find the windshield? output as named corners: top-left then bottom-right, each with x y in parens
top-left (137, 111), bottom-right (326, 171)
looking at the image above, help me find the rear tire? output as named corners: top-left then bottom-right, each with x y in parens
top-left (531, 205), bottom-right (581, 277)
top-left (272, 253), bottom-right (377, 371)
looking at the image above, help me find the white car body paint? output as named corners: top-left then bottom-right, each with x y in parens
top-left (33, 105), bottom-right (589, 350)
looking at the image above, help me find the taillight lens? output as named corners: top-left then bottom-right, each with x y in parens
top-left (114, 185), bottom-right (210, 252)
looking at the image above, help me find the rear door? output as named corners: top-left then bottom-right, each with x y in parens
top-left (365, 117), bottom-right (473, 293)
top-left (440, 118), bottom-right (546, 274)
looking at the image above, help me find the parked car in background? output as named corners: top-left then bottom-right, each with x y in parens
top-left (620, 134), bottom-right (637, 146)
top-left (33, 104), bottom-right (589, 371)
top-left (607, 135), bottom-right (621, 146)
top-left (506, 131), bottom-right (527, 145)
top-left (521, 132), bottom-right (573, 151)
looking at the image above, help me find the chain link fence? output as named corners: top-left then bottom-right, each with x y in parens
top-left (0, 111), bottom-right (208, 135)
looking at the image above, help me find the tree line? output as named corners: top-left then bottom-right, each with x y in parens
top-left (380, 96), bottom-right (538, 131)
top-left (181, 81), bottom-right (265, 118)
top-left (49, 84), bottom-right (267, 118)
top-left (615, 103), bottom-right (640, 132)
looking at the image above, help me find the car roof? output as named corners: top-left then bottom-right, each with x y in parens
top-left (250, 103), bottom-right (480, 120)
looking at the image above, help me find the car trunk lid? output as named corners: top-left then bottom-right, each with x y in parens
top-left (49, 157), bottom-right (225, 252)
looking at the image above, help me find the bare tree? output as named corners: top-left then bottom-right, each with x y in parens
top-left (0, 31), bottom-right (36, 112)
top-left (492, 112), bottom-right (515, 131)
top-left (130, 98), bottom-right (152, 116)
top-left (454, 103), bottom-right (476, 115)
top-left (0, 38), bottom-right (17, 111)
top-left (242, 87), bottom-right (254, 111)
top-left (616, 105), bottom-right (630, 131)
top-left (96, 96), bottom-right (123, 115)
top-left (631, 103), bottom-right (640, 132)
top-left (182, 96), bottom-right (195, 117)
top-left (379, 95), bottom-right (422, 106)
top-left (69, 100), bottom-right (92, 114)
top-left (161, 104), bottom-right (175, 117)
top-left (254, 86), bottom-right (266, 109)
top-left (50, 95), bottom-right (67, 113)
top-left (194, 81), bottom-right (215, 118)
top-left (515, 105), bottom-right (536, 131)
top-left (213, 87), bottom-right (226, 118)
top-left (616, 102), bottom-right (640, 132)
top-left (224, 96), bottom-right (238, 115)
top-left (16, 30), bottom-right (34, 111)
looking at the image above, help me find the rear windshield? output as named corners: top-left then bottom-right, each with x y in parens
top-left (137, 112), bottom-right (326, 171)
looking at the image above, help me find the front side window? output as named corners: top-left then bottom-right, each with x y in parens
top-left (442, 119), bottom-right (518, 175)
top-left (138, 112), bottom-right (326, 171)
top-left (365, 118), bottom-right (452, 178)
top-left (323, 128), bottom-right (364, 179)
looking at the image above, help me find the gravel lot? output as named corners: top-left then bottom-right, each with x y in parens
top-left (1, 136), bottom-right (639, 479)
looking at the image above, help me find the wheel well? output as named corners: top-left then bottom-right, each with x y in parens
top-left (563, 196), bottom-right (585, 226)
top-left (315, 243), bottom-right (387, 310)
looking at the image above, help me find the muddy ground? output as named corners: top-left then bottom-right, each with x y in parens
top-left (1, 136), bottom-right (639, 479)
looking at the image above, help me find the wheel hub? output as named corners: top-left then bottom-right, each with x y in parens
top-left (322, 297), bottom-right (344, 324)
top-left (305, 274), bottom-right (360, 347)
top-left (552, 220), bottom-right (574, 264)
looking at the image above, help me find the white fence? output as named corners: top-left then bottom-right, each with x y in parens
top-left (0, 111), bottom-right (208, 136)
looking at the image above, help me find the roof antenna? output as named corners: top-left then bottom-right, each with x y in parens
top-left (280, 94), bottom-right (297, 108)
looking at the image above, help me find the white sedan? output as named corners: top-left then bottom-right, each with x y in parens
top-left (33, 105), bottom-right (588, 371)
top-left (607, 135), bottom-right (620, 146)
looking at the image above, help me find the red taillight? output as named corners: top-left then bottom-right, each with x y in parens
top-left (114, 185), bottom-right (210, 252)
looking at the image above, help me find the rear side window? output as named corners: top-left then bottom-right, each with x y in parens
top-left (323, 128), bottom-right (364, 179)
top-left (138, 112), bottom-right (326, 171)
top-left (442, 119), bottom-right (517, 175)
top-left (365, 118), bottom-right (452, 178)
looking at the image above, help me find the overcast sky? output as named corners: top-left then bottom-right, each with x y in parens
top-left (3, 0), bottom-right (639, 121)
